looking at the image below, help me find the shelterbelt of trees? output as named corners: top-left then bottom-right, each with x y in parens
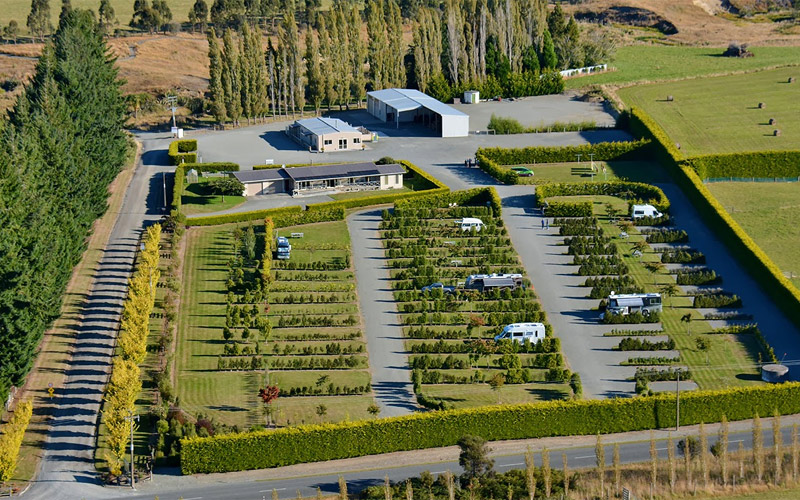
top-left (0, 10), bottom-right (128, 403)
top-left (204, 0), bottom-right (612, 123)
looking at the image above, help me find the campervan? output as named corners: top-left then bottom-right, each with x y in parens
top-left (603, 292), bottom-right (662, 318)
top-left (456, 218), bottom-right (485, 232)
top-left (276, 236), bottom-right (291, 260)
top-left (494, 323), bottom-right (546, 344)
top-left (631, 204), bottom-right (663, 220)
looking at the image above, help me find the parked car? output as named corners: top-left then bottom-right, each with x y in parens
top-left (494, 323), bottom-right (546, 344)
top-left (600, 292), bottom-right (662, 319)
top-left (456, 218), bottom-right (485, 232)
top-left (631, 204), bottom-right (663, 220)
top-left (511, 166), bottom-right (534, 177)
top-left (421, 283), bottom-right (456, 294)
top-left (276, 236), bottom-right (291, 260)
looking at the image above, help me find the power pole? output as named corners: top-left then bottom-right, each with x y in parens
top-left (124, 411), bottom-right (140, 489)
top-left (162, 172), bottom-right (167, 212)
top-left (166, 95), bottom-right (178, 134)
top-left (675, 371), bottom-right (680, 431)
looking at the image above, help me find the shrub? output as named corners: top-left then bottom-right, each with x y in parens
top-left (544, 201), bottom-right (593, 217)
top-left (692, 293), bottom-right (742, 308)
top-left (537, 181), bottom-right (669, 213)
top-left (488, 114), bottom-right (525, 134)
top-left (601, 311), bottom-right (660, 324)
top-left (661, 250), bottom-right (705, 264)
top-left (168, 139), bottom-right (198, 165)
top-left (181, 383), bottom-right (800, 474)
top-left (617, 337), bottom-right (675, 351)
top-left (643, 229), bottom-right (688, 244)
top-left (676, 270), bottom-right (720, 286)
top-left (632, 215), bottom-right (672, 227)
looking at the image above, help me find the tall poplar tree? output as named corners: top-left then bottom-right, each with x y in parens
top-left (305, 29), bottom-right (324, 114)
top-left (348, 5), bottom-right (367, 107)
top-left (366, 0), bottom-right (388, 90)
top-left (207, 28), bottom-right (227, 123)
top-left (385, 0), bottom-right (406, 88)
top-left (221, 29), bottom-right (243, 125)
top-left (317, 15), bottom-right (336, 110)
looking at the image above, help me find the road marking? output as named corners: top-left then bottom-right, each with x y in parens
top-left (575, 455), bottom-right (595, 459)
top-left (498, 462), bottom-right (524, 468)
top-left (259, 488), bottom-right (287, 493)
top-left (182, 497), bottom-right (203, 500)
top-left (431, 471), bottom-right (447, 474)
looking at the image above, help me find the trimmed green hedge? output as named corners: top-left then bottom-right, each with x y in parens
top-left (689, 152), bottom-right (800, 180)
top-left (544, 201), bottom-right (593, 217)
top-left (394, 187), bottom-right (503, 216)
top-left (189, 205), bottom-right (303, 226)
top-left (182, 162), bottom-right (240, 173)
top-left (181, 383), bottom-right (800, 474)
top-left (479, 139), bottom-right (650, 166)
top-left (536, 181), bottom-right (670, 213)
top-left (168, 139), bottom-right (198, 165)
top-left (630, 106), bottom-right (800, 328)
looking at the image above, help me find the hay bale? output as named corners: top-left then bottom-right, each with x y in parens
top-left (774, 129), bottom-right (781, 136)
top-left (667, 95), bottom-right (674, 102)
top-left (758, 102), bottom-right (766, 109)
top-left (790, 77), bottom-right (795, 83)
top-left (769, 118), bottom-right (776, 125)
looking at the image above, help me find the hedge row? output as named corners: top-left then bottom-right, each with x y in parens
top-left (188, 205), bottom-right (346, 227)
top-left (629, 107), bottom-right (800, 328)
top-left (168, 139), bottom-right (198, 165)
top-left (536, 181), bottom-right (670, 213)
top-left (394, 187), bottom-right (503, 217)
top-left (544, 201), bottom-right (593, 218)
top-left (181, 382), bottom-right (800, 474)
top-left (477, 139), bottom-right (651, 166)
top-left (688, 151), bottom-right (800, 180)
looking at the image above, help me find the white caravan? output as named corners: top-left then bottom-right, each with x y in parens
top-left (494, 323), bottom-right (546, 344)
top-left (631, 204), bottom-right (663, 219)
top-left (456, 218), bottom-right (485, 232)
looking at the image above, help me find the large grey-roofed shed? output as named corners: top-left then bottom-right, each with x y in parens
top-left (366, 88), bottom-right (469, 137)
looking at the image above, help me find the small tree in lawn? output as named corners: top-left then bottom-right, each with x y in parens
top-left (524, 447), bottom-right (537, 500)
top-left (367, 403), bottom-right (381, 418)
top-left (488, 372), bottom-right (505, 404)
top-left (595, 435), bottom-right (605, 496)
top-left (633, 240), bottom-right (648, 257)
top-left (209, 177), bottom-right (245, 202)
top-left (660, 283), bottom-right (680, 308)
top-left (696, 337), bottom-right (712, 365)
top-left (681, 313), bottom-right (693, 335)
top-left (315, 404), bottom-right (328, 422)
top-left (605, 203), bottom-right (618, 222)
top-left (458, 435), bottom-right (494, 481)
top-left (259, 384), bottom-right (280, 426)
top-left (645, 261), bottom-right (665, 285)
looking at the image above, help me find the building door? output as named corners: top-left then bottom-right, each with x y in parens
top-left (339, 138), bottom-right (347, 150)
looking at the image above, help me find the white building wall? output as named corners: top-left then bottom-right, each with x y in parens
top-left (441, 115), bottom-right (470, 138)
top-left (380, 173), bottom-right (404, 189)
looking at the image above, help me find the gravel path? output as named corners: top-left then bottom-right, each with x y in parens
top-left (26, 134), bottom-right (174, 500)
top-left (347, 209), bottom-right (417, 416)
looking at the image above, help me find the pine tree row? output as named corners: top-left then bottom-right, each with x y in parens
top-left (103, 224), bottom-right (161, 476)
top-left (0, 10), bottom-right (129, 405)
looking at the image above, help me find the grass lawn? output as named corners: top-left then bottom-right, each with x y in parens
top-left (618, 67), bottom-right (800, 156)
top-left (421, 383), bottom-right (571, 409)
top-left (176, 221), bottom-right (373, 429)
top-left (506, 161), bottom-right (669, 185)
top-left (181, 179), bottom-right (245, 216)
top-left (1, 0), bottom-right (197, 30)
top-left (565, 45), bottom-right (800, 90)
top-left (707, 182), bottom-right (800, 289)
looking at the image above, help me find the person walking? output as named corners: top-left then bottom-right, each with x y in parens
top-left (541, 219), bottom-right (545, 229)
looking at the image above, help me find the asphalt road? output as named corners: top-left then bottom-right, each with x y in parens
top-left (25, 133), bottom-right (175, 500)
top-left (114, 423), bottom-right (792, 500)
top-left (347, 209), bottom-right (417, 416)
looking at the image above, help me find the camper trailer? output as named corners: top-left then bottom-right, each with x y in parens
top-left (603, 292), bottom-right (662, 318)
top-left (631, 204), bottom-right (663, 220)
top-left (456, 218), bottom-right (485, 232)
top-left (464, 273), bottom-right (523, 292)
top-left (494, 323), bottom-right (546, 344)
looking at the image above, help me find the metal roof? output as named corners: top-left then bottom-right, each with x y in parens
top-left (233, 169), bottom-right (290, 183)
top-left (367, 88), bottom-right (468, 118)
top-left (611, 297), bottom-right (645, 307)
top-left (232, 163), bottom-right (405, 184)
top-left (294, 117), bottom-right (361, 136)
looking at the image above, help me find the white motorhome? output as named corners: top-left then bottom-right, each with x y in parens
top-left (604, 292), bottom-right (662, 317)
top-left (631, 204), bottom-right (663, 220)
top-left (494, 323), bottom-right (546, 344)
top-left (456, 218), bottom-right (485, 232)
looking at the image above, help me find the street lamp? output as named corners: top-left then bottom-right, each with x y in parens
top-left (124, 411), bottom-right (140, 489)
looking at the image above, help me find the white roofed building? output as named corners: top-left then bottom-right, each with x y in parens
top-left (366, 88), bottom-right (469, 137)
top-left (286, 117), bottom-right (370, 152)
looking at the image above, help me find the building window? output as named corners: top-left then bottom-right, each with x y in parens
top-left (339, 138), bottom-right (347, 149)
top-left (323, 139), bottom-right (332, 145)
top-left (353, 138), bottom-right (360, 144)
top-left (395, 174), bottom-right (401, 184)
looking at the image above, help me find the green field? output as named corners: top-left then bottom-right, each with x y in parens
top-left (176, 221), bottom-right (375, 429)
top-left (618, 67), bottom-right (800, 156)
top-left (181, 179), bottom-right (245, 215)
top-left (565, 45), bottom-right (800, 90)
top-left (707, 182), bottom-right (800, 289)
top-left (504, 160), bottom-right (669, 185)
top-left (0, 0), bottom-right (197, 31)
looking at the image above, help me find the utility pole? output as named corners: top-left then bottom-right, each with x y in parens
top-left (162, 171), bottom-right (167, 212)
top-left (166, 95), bottom-right (178, 135)
top-left (124, 411), bottom-right (140, 489)
top-left (675, 371), bottom-right (680, 431)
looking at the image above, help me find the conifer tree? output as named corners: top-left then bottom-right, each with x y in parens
top-left (222, 29), bottom-right (243, 125)
top-left (208, 28), bottom-right (227, 123)
top-left (542, 447), bottom-right (551, 497)
top-left (366, 0), bottom-right (389, 90)
top-left (305, 28), bottom-right (324, 114)
top-left (524, 447), bottom-right (536, 500)
top-left (541, 29), bottom-right (557, 70)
